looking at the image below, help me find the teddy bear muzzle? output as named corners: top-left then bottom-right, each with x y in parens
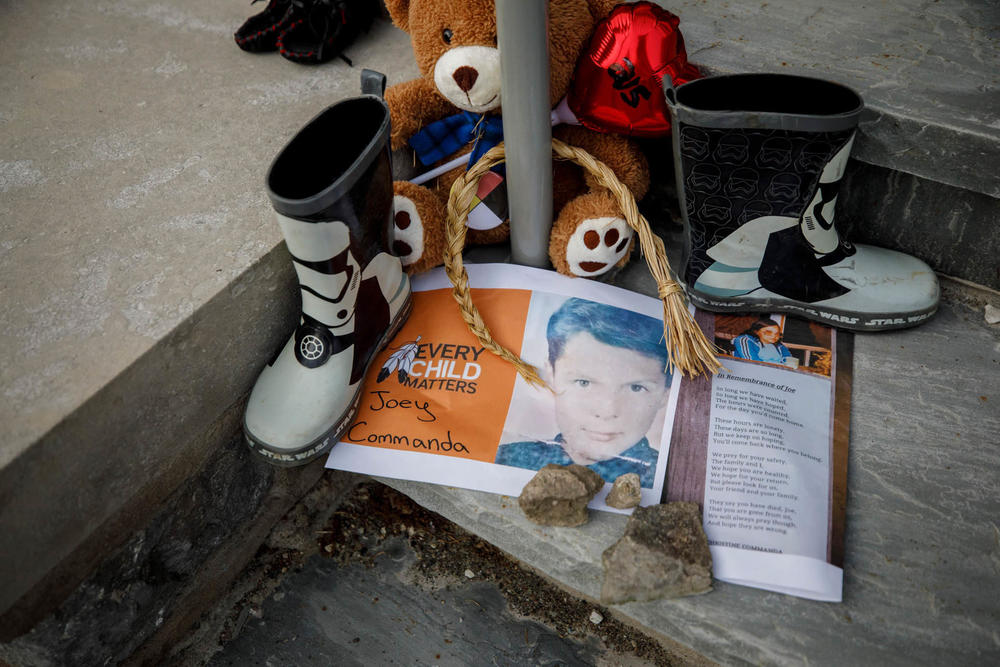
top-left (433, 46), bottom-right (502, 113)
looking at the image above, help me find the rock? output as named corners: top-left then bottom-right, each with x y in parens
top-left (605, 473), bottom-right (641, 509)
top-left (589, 610), bottom-right (604, 625)
top-left (985, 304), bottom-right (1000, 325)
top-left (601, 502), bottom-right (712, 604)
top-left (518, 464), bottom-right (604, 527)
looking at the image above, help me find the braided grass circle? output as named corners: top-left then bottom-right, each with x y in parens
top-left (443, 138), bottom-right (720, 388)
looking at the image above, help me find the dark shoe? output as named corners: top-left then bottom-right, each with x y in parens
top-left (234, 0), bottom-right (294, 53)
top-left (277, 0), bottom-right (377, 65)
top-left (666, 73), bottom-right (939, 331)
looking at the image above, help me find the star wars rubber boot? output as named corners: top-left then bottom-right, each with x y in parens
top-left (245, 71), bottom-right (411, 466)
top-left (665, 73), bottom-right (939, 331)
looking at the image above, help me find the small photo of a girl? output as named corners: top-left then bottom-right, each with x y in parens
top-left (732, 318), bottom-right (791, 364)
top-left (713, 314), bottom-right (834, 376)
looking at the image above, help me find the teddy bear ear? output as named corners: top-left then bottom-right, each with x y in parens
top-left (383, 0), bottom-right (411, 32)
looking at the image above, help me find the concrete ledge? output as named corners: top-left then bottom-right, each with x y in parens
top-left (0, 433), bottom-right (339, 666)
top-left (0, 246), bottom-right (297, 634)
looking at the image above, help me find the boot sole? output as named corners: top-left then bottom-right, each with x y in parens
top-left (685, 287), bottom-right (938, 332)
top-left (244, 293), bottom-right (413, 467)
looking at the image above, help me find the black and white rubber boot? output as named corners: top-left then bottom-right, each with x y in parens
top-left (245, 71), bottom-right (411, 466)
top-left (666, 74), bottom-right (939, 331)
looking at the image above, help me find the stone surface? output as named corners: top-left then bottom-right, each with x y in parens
top-left (202, 482), bottom-right (709, 666)
top-left (671, 0), bottom-right (1000, 198)
top-left (840, 161), bottom-right (1000, 290)
top-left (209, 541), bottom-right (612, 667)
top-left (606, 473), bottom-right (642, 509)
top-left (0, 437), bottom-right (340, 666)
top-left (0, 4), bottom-right (416, 468)
top-left (376, 293), bottom-right (1000, 665)
top-left (518, 464), bottom-right (604, 527)
top-left (601, 503), bottom-right (713, 604)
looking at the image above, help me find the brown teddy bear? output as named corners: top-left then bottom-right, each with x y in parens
top-left (383, 0), bottom-right (650, 277)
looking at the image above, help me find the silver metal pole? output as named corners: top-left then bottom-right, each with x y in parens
top-left (496, 0), bottom-right (553, 267)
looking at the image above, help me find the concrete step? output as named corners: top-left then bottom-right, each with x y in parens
top-left (1, 0), bottom-right (998, 663)
top-left (677, 0), bottom-right (999, 199)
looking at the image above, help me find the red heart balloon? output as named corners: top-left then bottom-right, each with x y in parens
top-left (567, 1), bottom-right (701, 137)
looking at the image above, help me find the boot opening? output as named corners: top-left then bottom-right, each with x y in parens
top-left (676, 74), bottom-right (862, 117)
top-left (269, 98), bottom-right (388, 201)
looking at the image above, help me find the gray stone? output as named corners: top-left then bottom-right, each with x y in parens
top-left (518, 464), bottom-right (604, 527)
top-left (606, 473), bottom-right (642, 509)
top-left (601, 503), bottom-right (713, 604)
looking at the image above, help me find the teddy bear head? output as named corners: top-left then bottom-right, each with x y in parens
top-left (384, 0), bottom-right (619, 113)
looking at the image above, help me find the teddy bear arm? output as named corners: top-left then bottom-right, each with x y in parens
top-left (554, 126), bottom-right (650, 200)
top-left (549, 190), bottom-right (636, 277)
top-left (385, 78), bottom-right (456, 151)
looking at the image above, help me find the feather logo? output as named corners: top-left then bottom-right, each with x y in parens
top-left (377, 335), bottom-right (422, 383)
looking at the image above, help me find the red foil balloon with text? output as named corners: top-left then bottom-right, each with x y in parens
top-left (568, 1), bottom-right (701, 138)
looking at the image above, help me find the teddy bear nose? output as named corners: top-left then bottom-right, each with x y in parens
top-left (452, 66), bottom-right (479, 92)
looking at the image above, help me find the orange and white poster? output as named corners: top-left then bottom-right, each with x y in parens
top-left (327, 264), bottom-right (680, 511)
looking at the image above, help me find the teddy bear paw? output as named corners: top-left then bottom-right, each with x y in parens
top-left (391, 195), bottom-right (425, 268)
top-left (564, 216), bottom-right (634, 277)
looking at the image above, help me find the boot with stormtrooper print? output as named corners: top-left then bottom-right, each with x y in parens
top-left (244, 71), bottom-right (411, 466)
top-left (665, 73), bottom-right (939, 331)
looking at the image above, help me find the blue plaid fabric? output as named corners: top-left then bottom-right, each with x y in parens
top-left (409, 111), bottom-right (504, 170)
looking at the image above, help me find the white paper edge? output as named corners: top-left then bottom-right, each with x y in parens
top-left (711, 546), bottom-right (843, 601)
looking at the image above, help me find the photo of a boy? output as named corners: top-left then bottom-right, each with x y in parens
top-left (494, 297), bottom-right (671, 488)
